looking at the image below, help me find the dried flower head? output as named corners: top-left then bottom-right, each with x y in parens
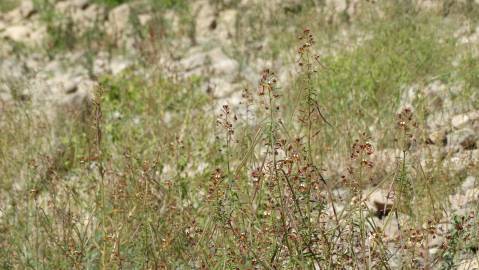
top-left (396, 107), bottom-right (418, 150)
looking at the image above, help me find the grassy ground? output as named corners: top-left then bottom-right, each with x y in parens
top-left (1, 1), bottom-right (479, 269)
top-left (0, 0), bottom-right (20, 12)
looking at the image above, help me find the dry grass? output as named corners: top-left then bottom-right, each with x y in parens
top-left (0, 1), bottom-right (478, 269)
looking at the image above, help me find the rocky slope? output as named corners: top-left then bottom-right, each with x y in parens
top-left (1, 0), bottom-right (478, 268)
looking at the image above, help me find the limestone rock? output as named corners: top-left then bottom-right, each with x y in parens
top-left (447, 128), bottom-right (478, 151)
top-left (106, 3), bottom-right (134, 48)
top-left (426, 110), bottom-right (454, 130)
top-left (325, 0), bottom-right (347, 16)
top-left (110, 57), bottom-right (132, 75)
top-left (427, 129), bottom-right (447, 146)
top-left (58, 79), bottom-right (95, 118)
top-left (192, 0), bottom-right (216, 44)
top-left (70, 4), bottom-right (105, 34)
top-left (416, 0), bottom-right (444, 12)
top-left (372, 149), bottom-right (402, 174)
top-left (55, 0), bottom-right (93, 13)
top-left (461, 176), bottom-right (477, 192)
top-left (179, 47), bottom-right (241, 100)
top-left (19, 0), bottom-right (36, 19)
top-left (324, 0), bottom-right (364, 23)
top-left (366, 189), bottom-right (395, 218)
top-left (63, 80), bottom-right (79, 94)
top-left (457, 24), bottom-right (479, 45)
top-left (418, 145), bottom-right (446, 169)
top-left (180, 48), bottom-right (206, 72)
top-left (428, 234), bottom-right (444, 249)
top-left (93, 54), bottom-right (110, 77)
top-left (29, 24), bottom-right (47, 45)
top-left (215, 9), bottom-right (237, 41)
top-left (108, 4), bottom-right (131, 33)
top-left (372, 216), bottom-right (400, 241)
top-left (2, 24), bottom-right (30, 42)
top-left (4, 0), bottom-right (40, 23)
top-left (55, 1), bottom-right (72, 13)
top-left (180, 47), bottom-right (239, 82)
top-left (209, 48), bottom-right (239, 80)
top-left (398, 84), bottom-right (418, 113)
top-left (449, 188), bottom-right (479, 214)
top-left (73, 0), bottom-right (90, 9)
top-left (422, 80), bottom-right (452, 113)
top-left (447, 150), bottom-right (479, 172)
top-left (451, 110), bottom-right (479, 129)
top-left (4, 6), bottom-right (22, 23)
top-left (138, 14), bottom-right (152, 26)
top-left (1, 22), bottom-right (46, 45)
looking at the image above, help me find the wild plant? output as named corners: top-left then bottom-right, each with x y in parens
top-left (395, 108), bottom-right (417, 217)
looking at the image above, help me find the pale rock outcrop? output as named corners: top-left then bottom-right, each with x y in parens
top-left (447, 128), bottom-right (478, 151)
top-left (365, 188), bottom-right (395, 218)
